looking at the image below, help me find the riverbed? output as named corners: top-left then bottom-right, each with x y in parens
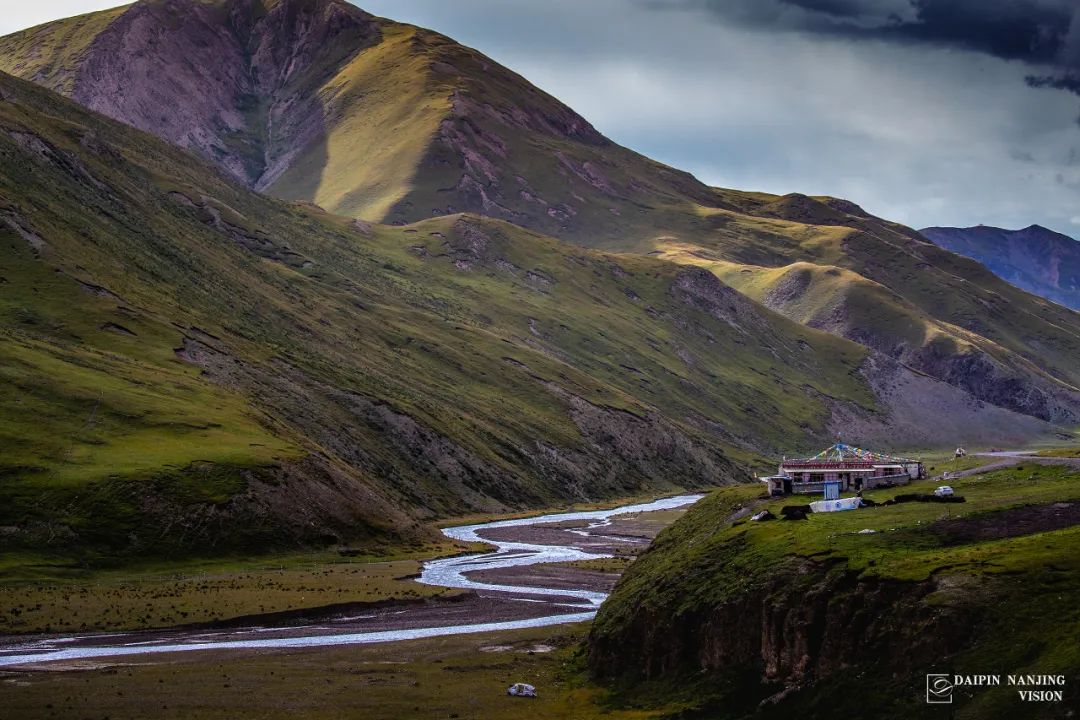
top-left (0, 494), bottom-right (703, 668)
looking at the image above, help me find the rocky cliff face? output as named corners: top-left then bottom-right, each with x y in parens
top-left (922, 224), bottom-right (1080, 311)
top-left (67, 0), bottom-right (379, 186)
top-left (589, 556), bottom-right (974, 692)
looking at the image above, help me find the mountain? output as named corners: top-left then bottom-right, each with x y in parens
top-left (3, 0), bottom-right (1079, 431)
top-left (0, 0), bottom-right (712, 243)
top-left (6, 68), bottom-right (1008, 567)
top-left (921, 224), bottom-right (1080, 311)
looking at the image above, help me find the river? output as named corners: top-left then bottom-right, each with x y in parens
top-left (0, 493), bottom-right (703, 667)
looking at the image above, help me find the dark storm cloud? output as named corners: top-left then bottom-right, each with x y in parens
top-left (1027, 73), bottom-right (1080, 95)
top-left (654, 0), bottom-right (1080, 93)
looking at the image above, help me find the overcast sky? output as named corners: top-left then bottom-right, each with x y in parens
top-left (5, 1), bottom-right (1080, 237)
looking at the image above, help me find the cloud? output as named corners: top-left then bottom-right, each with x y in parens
top-left (649, 0), bottom-right (1080, 93)
top-left (1026, 72), bottom-right (1080, 95)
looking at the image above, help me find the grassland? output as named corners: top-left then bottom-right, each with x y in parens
top-left (0, 485), bottom-right (693, 635)
top-left (0, 541), bottom-right (484, 635)
top-left (1037, 447), bottom-right (1080, 458)
top-left (0, 6), bottom-right (127, 94)
top-left (0, 623), bottom-right (673, 720)
top-left (922, 452), bottom-right (1006, 474)
top-left (4, 0), bottom-right (1078, 436)
top-left (267, 22), bottom-right (453, 220)
top-left (651, 206), bottom-right (1080, 427)
top-left (604, 462), bottom-right (1080, 609)
top-left (558, 557), bottom-right (634, 573)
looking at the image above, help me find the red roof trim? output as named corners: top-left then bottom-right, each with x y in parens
top-left (781, 461), bottom-right (876, 469)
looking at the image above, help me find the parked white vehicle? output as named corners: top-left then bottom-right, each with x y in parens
top-left (934, 485), bottom-right (955, 497)
top-left (508, 683), bottom-right (537, 698)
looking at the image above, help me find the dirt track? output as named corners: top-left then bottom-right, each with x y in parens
top-left (930, 500), bottom-right (1080, 544)
top-left (944, 453), bottom-right (1080, 479)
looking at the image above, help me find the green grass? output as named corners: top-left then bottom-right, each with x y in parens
top-left (268, 23), bottom-right (453, 219)
top-left (560, 557), bottom-right (634, 573)
top-left (0, 623), bottom-right (680, 720)
top-left (0, 334), bottom-right (295, 486)
top-left (921, 452), bottom-right (1003, 474)
top-left (0, 5), bottom-right (127, 93)
top-left (1036, 447), bottom-right (1080, 458)
top-left (0, 541), bottom-right (480, 634)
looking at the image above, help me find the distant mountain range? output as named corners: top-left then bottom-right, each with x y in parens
top-left (921, 224), bottom-right (1080, 311)
top-left (0, 0), bottom-right (1078, 563)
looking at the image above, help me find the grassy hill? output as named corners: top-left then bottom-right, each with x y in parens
top-left (589, 460), bottom-right (1080, 718)
top-left (2, 0), bottom-right (1077, 432)
top-left (653, 193), bottom-right (1080, 424)
top-left (0, 69), bottom-right (923, 570)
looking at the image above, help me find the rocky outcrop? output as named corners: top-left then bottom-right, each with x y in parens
top-left (669, 266), bottom-right (775, 335)
top-left (590, 558), bottom-right (974, 693)
top-left (824, 351), bottom-right (1058, 447)
top-left (47, 0), bottom-right (381, 186)
top-left (541, 383), bottom-right (738, 498)
top-left (907, 342), bottom-right (1080, 425)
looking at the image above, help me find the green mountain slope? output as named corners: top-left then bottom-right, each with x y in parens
top-left (2, 0), bottom-right (1077, 430)
top-left (3, 69), bottom-right (965, 567)
top-left (654, 193), bottom-right (1080, 424)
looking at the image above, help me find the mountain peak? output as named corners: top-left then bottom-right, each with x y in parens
top-left (0, 0), bottom-right (381, 185)
top-left (1021, 223), bottom-right (1053, 234)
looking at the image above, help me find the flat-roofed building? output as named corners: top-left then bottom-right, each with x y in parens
top-left (762, 443), bottom-right (923, 496)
